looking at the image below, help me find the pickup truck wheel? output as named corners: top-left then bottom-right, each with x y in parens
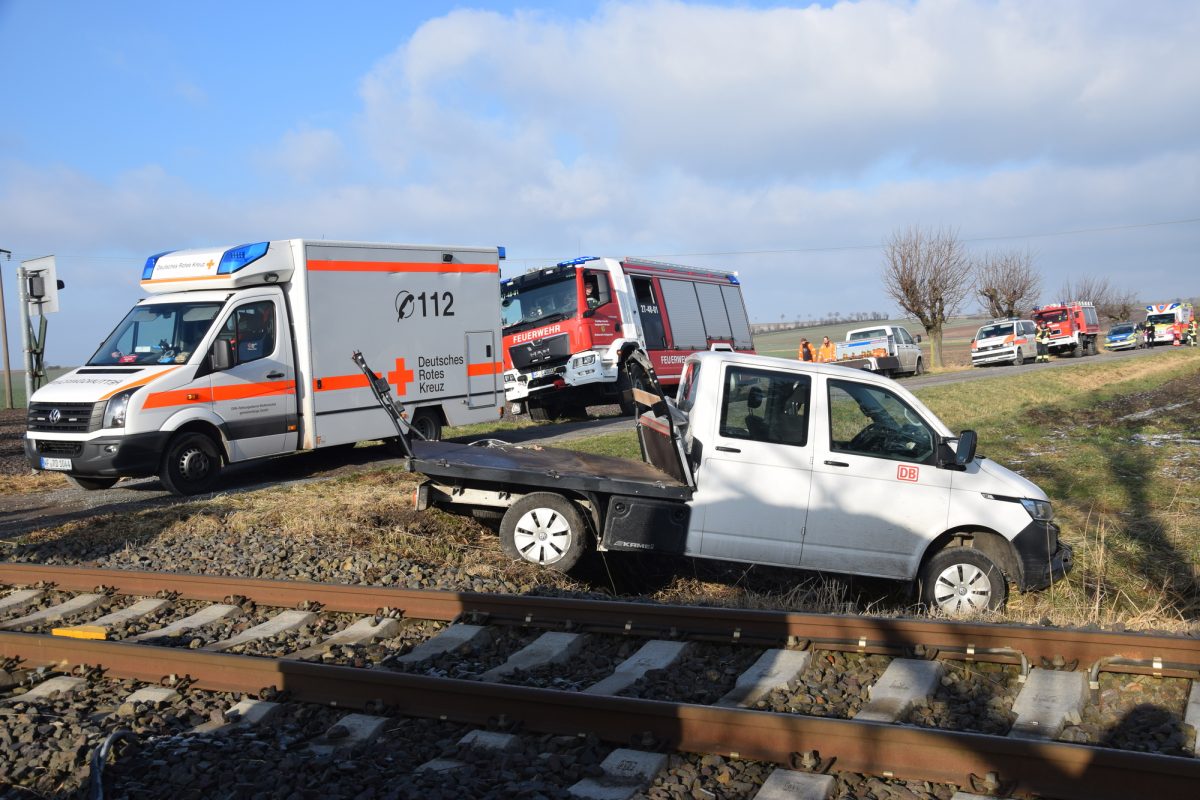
top-left (920, 548), bottom-right (1007, 613)
top-left (66, 475), bottom-right (119, 491)
top-left (410, 409), bottom-right (443, 441)
top-left (500, 492), bottom-right (587, 572)
top-left (914, 357), bottom-right (924, 376)
top-left (158, 432), bottom-right (221, 496)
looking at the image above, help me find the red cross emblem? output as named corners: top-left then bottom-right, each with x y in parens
top-left (387, 358), bottom-right (415, 398)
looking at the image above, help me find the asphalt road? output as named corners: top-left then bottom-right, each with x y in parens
top-left (0, 343), bottom-right (1166, 540)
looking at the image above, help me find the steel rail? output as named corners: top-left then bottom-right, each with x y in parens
top-left (3, 563), bottom-right (1199, 673)
top-left (0, 630), bottom-right (1196, 800)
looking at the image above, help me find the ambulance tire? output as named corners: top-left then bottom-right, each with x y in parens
top-left (499, 492), bottom-right (587, 572)
top-left (159, 432), bottom-right (222, 496)
top-left (1011, 348), bottom-right (1024, 367)
top-left (920, 547), bottom-right (1007, 613)
top-left (66, 475), bottom-right (119, 491)
top-left (410, 409), bottom-right (443, 442)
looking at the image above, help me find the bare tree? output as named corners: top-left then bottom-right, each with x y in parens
top-left (882, 226), bottom-right (973, 367)
top-left (1058, 275), bottom-right (1138, 322)
top-left (975, 249), bottom-right (1041, 319)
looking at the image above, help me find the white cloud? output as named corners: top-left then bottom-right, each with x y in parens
top-left (259, 126), bottom-right (347, 183)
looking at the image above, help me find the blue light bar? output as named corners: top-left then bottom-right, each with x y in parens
top-left (497, 246), bottom-right (506, 260)
top-left (142, 250), bottom-right (175, 280)
top-left (217, 242), bottom-right (269, 274)
top-left (556, 256), bottom-right (600, 267)
top-left (727, 274), bottom-right (741, 285)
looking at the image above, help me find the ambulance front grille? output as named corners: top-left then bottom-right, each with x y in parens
top-left (27, 402), bottom-right (102, 433)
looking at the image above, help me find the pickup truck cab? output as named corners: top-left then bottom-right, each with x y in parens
top-left (382, 350), bottom-right (1071, 613)
top-left (834, 325), bottom-right (924, 376)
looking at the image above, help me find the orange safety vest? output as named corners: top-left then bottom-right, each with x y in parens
top-left (817, 342), bottom-right (836, 362)
top-left (798, 342), bottom-right (815, 361)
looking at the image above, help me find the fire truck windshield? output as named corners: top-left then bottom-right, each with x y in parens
top-left (88, 301), bottom-right (224, 366)
top-left (1035, 310), bottom-right (1067, 323)
top-left (501, 275), bottom-right (579, 334)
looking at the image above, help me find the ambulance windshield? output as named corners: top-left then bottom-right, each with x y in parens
top-left (1147, 313), bottom-right (1176, 326)
top-left (501, 275), bottom-right (579, 333)
top-left (88, 301), bottom-right (224, 366)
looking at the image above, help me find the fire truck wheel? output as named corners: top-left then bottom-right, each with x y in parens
top-left (619, 364), bottom-right (650, 416)
top-left (66, 475), bottom-right (119, 491)
top-left (920, 547), bottom-right (1007, 613)
top-left (499, 492), bottom-right (587, 572)
top-left (410, 409), bottom-right (443, 441)
top-left (528, 402), bottom-right (559, 422)
top-left (159, 432), bottom-right (222, 496)
top-left (1072, 341), bottom-right (1084, 358)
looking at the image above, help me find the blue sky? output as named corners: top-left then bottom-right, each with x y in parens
top-left (2, 0), bottom-right (1198, 365)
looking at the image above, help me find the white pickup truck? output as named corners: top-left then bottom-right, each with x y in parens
top-left (364, 348), bottom-right (1071, 612)
top-left (833, 325), bottom-right (924, 376)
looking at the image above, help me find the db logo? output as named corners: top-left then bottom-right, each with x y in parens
top-left (897, 465), bottom-right (920, 483)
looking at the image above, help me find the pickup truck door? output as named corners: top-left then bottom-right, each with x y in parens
top-left (802, 376), bottom-right (950, 579)
top-left (895, 328), bottom-right (919, 371)
top-left (690, 364), bottom-right (813, 567)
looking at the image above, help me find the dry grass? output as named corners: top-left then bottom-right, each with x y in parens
top-left (0, 470), bottom-right (68, 495)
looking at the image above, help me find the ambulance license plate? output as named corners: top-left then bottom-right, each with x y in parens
top-left (41, 457), bottom-right (72, 471)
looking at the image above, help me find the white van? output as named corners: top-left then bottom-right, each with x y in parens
top-left (971, 318), bottom-right (1037, 367)
top-left (25, 240), bottom-right (504, 494)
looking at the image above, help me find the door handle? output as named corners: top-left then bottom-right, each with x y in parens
top-left (824, 460), bottom-right (849, 467)
top-left (715, 446), bottom-right (741, 453)
top-left (267, 371), bottom-right (285, 379)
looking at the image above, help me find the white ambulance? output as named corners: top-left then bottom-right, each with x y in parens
top-left (25, 240), bottom-right (505, 494)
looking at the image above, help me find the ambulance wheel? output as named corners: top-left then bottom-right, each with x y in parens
top-left (410, 409), bottom-right (443, 441)
top-left (66, 475), bottom-right (118, 491)
top-left (920, 547), bottom-right (1007, 613)
top-left (499, 492), bottom-right (587, 572)
top-left (159, 432), bottom-right (222, 496)
top-left (1011, 348), bottom-right (1024, 367)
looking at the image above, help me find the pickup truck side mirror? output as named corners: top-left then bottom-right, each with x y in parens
top-left (211, 339), bottom-right (234, 371)
top-left (914, 335), bottom-right (922, 343)
top-left (955, 430), bottom-right (977, 466)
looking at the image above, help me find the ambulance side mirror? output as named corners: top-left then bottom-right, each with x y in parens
top-left (211, 339), bottom-right (234, 371)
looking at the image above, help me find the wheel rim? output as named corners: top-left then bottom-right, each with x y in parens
top-left (932, 563), bottom-right (993, 612)
top-left (177, 447), bottom-right (212, 481)
top-left (413, 416), bottom-right (437, 439)
top-left (512, 507), bottom-right (573, 566)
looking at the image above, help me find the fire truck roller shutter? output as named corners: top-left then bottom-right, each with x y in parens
top-left (659, 279), bottom-right (708, 349)
top-left (694, 282), bottom-right (733, 341)
top-left (721, 285), bottom-right (753, 349)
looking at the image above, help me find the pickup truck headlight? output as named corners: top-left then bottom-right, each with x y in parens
top-left (102, 390), bottom-right (137, 429)
top-left (1020, 498), bottom-right (1054, 522)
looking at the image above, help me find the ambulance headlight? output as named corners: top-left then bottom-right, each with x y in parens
top-left (573, 353), bottom-right (597, 368)
top-left (103, 390), bottom-right (138, 429)
top-left (1020, 498), bottom-right (1054, 522)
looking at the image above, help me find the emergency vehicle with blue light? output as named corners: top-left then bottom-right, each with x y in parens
top-left (500, 257), bottom-right (754, 420)
top-left (1144, 302), bottom-right (1195, 346)
top-left (1031, 301), bottom-right (1100, 358)
top-left (25, 240), bottom-right (504, 494)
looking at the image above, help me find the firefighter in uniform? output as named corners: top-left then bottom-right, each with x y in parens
top-left (1035, 321), bottom-right (1051, 362)
top-left (1189, 318), bottom-right (1198, 347)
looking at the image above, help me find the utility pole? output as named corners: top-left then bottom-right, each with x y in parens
top-left (0, 248), bottom-right (13, 408)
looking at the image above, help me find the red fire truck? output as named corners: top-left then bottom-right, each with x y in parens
top-left (500, 256), bottom-right (754, 419)
top-left (1031, 301), bottom-right (1100, 358)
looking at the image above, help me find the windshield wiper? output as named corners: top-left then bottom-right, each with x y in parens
top-left (504, 311), bottom-right (570, 335)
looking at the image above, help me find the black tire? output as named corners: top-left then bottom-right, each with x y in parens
top-left (66, 475), bottom-right (119, 491)
top-left (410, 409), bottom-right (443, 441)
top-left (618, 363), bottom-right (650, 416)
top-left (499, 492), bottom-right (588, 572)
top-left (158, 432), bottom-right (222, 496)
top-left (920, 547), bottom-right (1007, 613)
top-left (1012, 348), bottom-right (1024, 367)
top-left (913, 357), bottom-right (924, 376)
top-left (1072, 341), bottom-right (1083, 358)
top-left (528, 402), bottom-right (560, 423)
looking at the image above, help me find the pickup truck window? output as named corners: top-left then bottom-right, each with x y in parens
top-left (827, 379), bottom-right (935, 464)
top-left (719, 366), bottom-right (810, 447)
top-left (895, 328), bottom-right (913, 345)
top-left (677, 362), bottom-right (701, 412)
top-left (848, 328), bottom-right (888, 341)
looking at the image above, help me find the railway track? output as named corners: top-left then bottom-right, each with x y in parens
top-left (2, 563), bottom-right (1199, 799)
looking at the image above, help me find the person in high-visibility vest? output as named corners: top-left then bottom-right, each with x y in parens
top-left (798, 338), bottom-right (815, 361)
top-left (1035, 322), bottom-right (1051, 362)
top-left (816, 336), bottom-right (837, 363)
top-left (1189, 318), bottom-right (1198, 347)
